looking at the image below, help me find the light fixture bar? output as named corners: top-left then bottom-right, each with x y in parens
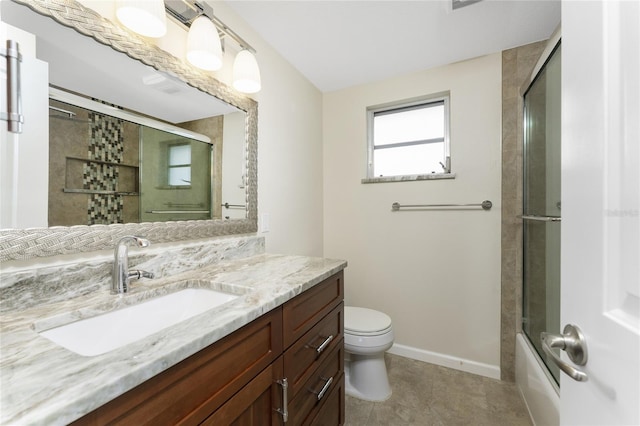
top-left (165, 0), bottom-right (256, 54)
top-left (210, 14), bottom-right (255, 54)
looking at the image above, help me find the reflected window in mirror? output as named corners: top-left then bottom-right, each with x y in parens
top-left (167, 144), bottom-right (192, 187)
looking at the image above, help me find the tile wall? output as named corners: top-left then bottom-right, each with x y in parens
top-left (500, 40), bottom-right (547, 381)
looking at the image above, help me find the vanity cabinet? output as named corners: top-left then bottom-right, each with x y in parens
top-left (283, 274), bottom-right (345, 426)
top-left (72, 271), bottom-right (344, 426)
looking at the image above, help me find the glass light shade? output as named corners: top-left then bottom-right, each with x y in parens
top-left (186, 16), bottom-right (223, 71)
top-left (116, 0), bottom-right (167, 38)
top-left (233, 50), bottom-right (261, 94)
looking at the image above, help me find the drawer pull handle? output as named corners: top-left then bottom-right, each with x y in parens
top-left (309, 334), bottom-right (334, 356)
top-left (313, 376), bottom-right (333, 401)
top-left (276, 378), bottom-right (289, 422)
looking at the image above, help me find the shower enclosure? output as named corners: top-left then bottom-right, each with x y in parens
top-left (522, 43), bottom-right (562, 384)
top-left (47, 92), bottom-right (214, 226)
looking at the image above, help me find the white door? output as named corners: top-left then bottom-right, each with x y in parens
top-left (0, 20), bottom-right (49, 228)
top-left (561, 1), bottom-right (639, 425)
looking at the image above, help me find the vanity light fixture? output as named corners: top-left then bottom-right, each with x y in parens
top-left (186, 15), bottom-right (223, 71)
top-left (232, 49), bottom-right (261, 94)
top-left (165, 0), bottom-right (262, 94)
top-left (115, 0), bottom-right (167, 38)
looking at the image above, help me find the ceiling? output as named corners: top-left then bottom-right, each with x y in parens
top-left (225, 0), bottom-right (561, 92)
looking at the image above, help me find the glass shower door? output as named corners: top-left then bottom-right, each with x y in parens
top-left (139, 126), bottom-right (213, 223)
top-left (522, 43), bottom-right (562, 384)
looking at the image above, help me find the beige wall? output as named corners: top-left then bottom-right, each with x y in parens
top-left (323, 53), bottom-right (503, 376)
top-left (222, 112), bottom-right (248, 220)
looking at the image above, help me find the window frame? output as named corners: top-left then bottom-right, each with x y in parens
top-left (365, 93), bottom-right (452, 182)
top-left (167, 142), bottom-right (192, 187)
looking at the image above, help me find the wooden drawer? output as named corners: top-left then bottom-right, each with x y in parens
top-left (283, 271), bottom-right (344, 349)
top-left (288, 339), bottom-right (344, 426)
top-left (308, 372), bottom-right (345, 426)
top-left (72, 308), bottom-right (283, 426)
top-left (284, 303), bottom-right (343, 399)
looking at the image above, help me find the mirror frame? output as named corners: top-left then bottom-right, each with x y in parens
top-left (0, 0), bottom-right (258, 261)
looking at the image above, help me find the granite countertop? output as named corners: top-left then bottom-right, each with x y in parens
top-left (0, 253), bottom-right (347, 425)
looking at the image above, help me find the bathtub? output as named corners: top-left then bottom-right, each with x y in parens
top-left (515, 333), bottom-right (560, 426)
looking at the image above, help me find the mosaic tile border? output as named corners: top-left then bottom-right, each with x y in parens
top-left (86, 112), bottom-right (123, 224)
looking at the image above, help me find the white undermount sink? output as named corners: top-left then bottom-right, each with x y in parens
top-left (39, 288), bottom-right (239, 356)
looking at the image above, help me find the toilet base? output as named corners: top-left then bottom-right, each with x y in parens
top-left (344, 353), bottom-right (392, 401)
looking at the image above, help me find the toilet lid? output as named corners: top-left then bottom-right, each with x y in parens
top-left (344, 306), bottom-right (392, 335)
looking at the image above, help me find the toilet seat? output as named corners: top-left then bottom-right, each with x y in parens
top-left (345, 306), bottom-right (392, 336)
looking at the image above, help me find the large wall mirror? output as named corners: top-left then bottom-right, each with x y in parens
top-left (1, 0), bottom-right (258, 261)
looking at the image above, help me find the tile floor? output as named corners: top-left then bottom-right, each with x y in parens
top-left (345, 354), bottom-right (532, 426)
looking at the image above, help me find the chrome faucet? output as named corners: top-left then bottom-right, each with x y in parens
top-left (112, 236), bottom-right (155, 294)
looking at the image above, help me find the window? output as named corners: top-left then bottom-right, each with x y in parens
top-left (167, 143), bottom-right (192, 186)
top-left (366, 94), bottom-right (450, 180)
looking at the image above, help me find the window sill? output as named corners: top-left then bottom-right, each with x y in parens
top-left (361, 173), bottom-right (456, 184)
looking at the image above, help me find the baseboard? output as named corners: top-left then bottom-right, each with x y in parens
top-left (387, 343), bottom-right (501, 380)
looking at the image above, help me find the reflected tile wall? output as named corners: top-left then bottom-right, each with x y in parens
top-left (48, 100), bottom-right (141, 226)
top-left (49, 101), bottom-right (91, 226)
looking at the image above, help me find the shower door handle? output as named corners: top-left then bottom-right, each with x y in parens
top-left (541, 324), bottom-right (588, 382)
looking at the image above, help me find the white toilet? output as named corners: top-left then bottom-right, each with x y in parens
top-left (344, 306), bottom-right (394, 401)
